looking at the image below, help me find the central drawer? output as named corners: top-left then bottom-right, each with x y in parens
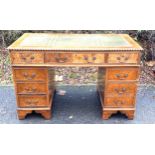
top-left (17, 95), bottom-right (48, 108)
top-left (45, 53), bottom-right (105, 64)
top-left (16, 83), bottom-right (47, 94)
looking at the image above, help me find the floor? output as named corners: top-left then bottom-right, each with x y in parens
top-left (0, 85), bottom-right (155, 124)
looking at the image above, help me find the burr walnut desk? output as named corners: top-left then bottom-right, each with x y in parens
top-left (8, 33), bottom-right (143, 120)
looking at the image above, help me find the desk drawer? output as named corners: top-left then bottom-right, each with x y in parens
top-left (18, 95), bottom-right (48, 108)
top-left (107, 53), bottom-right (139, 64)
top-left (45, 53), bottom-right (105, 64)
top-left (107, 68), bottom-right (139, 80)
top-left (104, 97), bottom-right (135, 108)
top-left (45, 53), bottom-right (73, 63)
top-left (16, 83), bottom-right (47, 94)
top-left (14, 68), bottom-right (47, 82)
top-left (105, 83), bottom-right (136, 97)
top-left (11, 52), bottom-right (44, 64)
top-left (73, 53), bottom-right (105, 64)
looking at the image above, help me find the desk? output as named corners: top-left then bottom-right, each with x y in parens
top-left (8, 33), bottom-right (143, 120)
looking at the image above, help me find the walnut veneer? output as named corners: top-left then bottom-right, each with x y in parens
top-left (8, 33), bottom-right (143, 120)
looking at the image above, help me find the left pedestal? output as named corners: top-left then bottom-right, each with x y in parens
top-left (12, 67), bottom-right (55, 120)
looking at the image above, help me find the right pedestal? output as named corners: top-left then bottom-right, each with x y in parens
top-left (97, 67), bottom-right (139, 120)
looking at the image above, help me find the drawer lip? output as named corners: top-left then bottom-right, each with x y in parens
top-left (17, 95), bottom-right (49, 108)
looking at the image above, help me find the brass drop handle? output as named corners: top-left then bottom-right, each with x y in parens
top-left (21, 57), bottom-right (26, 60)
top-left (20, 54), bottom-right (35, 62)
top-left (24, 87), bottom-right (37, 92)
top-left (115, 73), bottom-right (128, 80)
top-left (124, 57), bottom-right (129, 60)
top-left (23, 72), bottom-right (36, 80)
top-left (116, 74), bottom-right (120, 78)
top-left (31, 87), bottom-right (37, 92)
top-left (116, 55), bottom-right (129, 62)
top-left (114, 100), bottom-right (124, 105)
top-left (55, 57), bottom-right (68, 63)
top-left (83, 56), bottom-right (96, 63)
top-left (25, 87), bottom-right (30, 91)
top-left (26, 100), bottom-right (38, 105)
top-left (92, 56), bottom-right (96, 61)
top-left (31, 73), bottom-right (36, 79)
top-left (84, 56), bottom-right (88, 61)
top-left (30, 56), bottom-right (35, 60)
top-left (23, 72), bottom-right (28, 78)
top-left (114, 88), bottom-right (126, 94)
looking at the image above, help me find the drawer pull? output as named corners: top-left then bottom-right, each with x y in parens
top-left (92, 56), bottom-right (96, 60)
top-left (24, 87), bottom-right (37, 93)
top-left (30, 56), bottom-right (35, 60)
top-left (114, 100), bottom-right (125, 105)
top-left (115, 73), bottom-right (128, 80)
top-left (26, 100), bottom-right (38, 105)
top-left (23, 72), bottom-right (36, 80)
top-left (55, 57), bottom-right (68, 63)
top-left (23, 72), bottom-right (28, 78)
top-left (84, 56), bottom-right (88, 61)
top-left (114, 88), bottom-right (127, 94)
top-left (31, 73), bottom-right (36, 79)
top-left (116, 55), bottom-right (129, 63)
top-left (83, 56), bottom-right (96, 63)
top-left (21, 57), bottom-right (26, 60)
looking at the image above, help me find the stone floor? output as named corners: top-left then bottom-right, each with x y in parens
top-left (0, 85), bottom-right (155, 124)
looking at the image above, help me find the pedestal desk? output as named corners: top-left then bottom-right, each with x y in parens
top-left (8, 33), bottom-right (143, 120)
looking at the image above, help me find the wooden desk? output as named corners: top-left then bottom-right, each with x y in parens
top-left (8, 33), bottom-right (143, 120)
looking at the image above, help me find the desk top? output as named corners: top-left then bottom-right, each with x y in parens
top-left (8, 33), bottom-right (143, 51)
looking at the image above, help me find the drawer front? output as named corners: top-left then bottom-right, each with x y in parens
top-left (16, 83), bottom-right (47, 94)
top-left (11, 52), bottom-right (44, 64)
top-left (107, 68), bottom-right (139, 80)
top-left (14, 68), bottom-right (47, 82)
top-left (73, 53), bottom-right (105, 64)
top-left (105, 83), bottom-right (136, 97)
top-left (107, 53), bottom-right (139, 64)
top-left (104, 97), bottom-right (135, 108)
top-left (18, 95), bottom-right (48, 107)
top-left (45, 53), bottom-right (105, 64)
top-left (45, 53), bottom-right (72, 63)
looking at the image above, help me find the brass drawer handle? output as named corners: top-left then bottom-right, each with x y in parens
top-left (24, 87), bottom-right (37, 93)
top-left (31, 73), bottom-right (36, 79)
top-left (116, 55), bottom-right (129, 62)
top-left (23, 72), bottom-right (36, 80)
top-left (83, 56), bottom-right (96, 63)
top-left (114, 100), bottom-right (125, 105)
top-left (30, 56), bottom-right (35, 60)
top-left (114, 88), bottom-right (127, 94)
top-left (55, 57), bottom-right (68, 63)
top-left (26, 100), bottom-right (38, 105)
top-left (115, 73), bottom-right (128, 80)
top-left (20, 54), bottom-right (35, 62)
top-left (92, 56), bottom-right (96, 61)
